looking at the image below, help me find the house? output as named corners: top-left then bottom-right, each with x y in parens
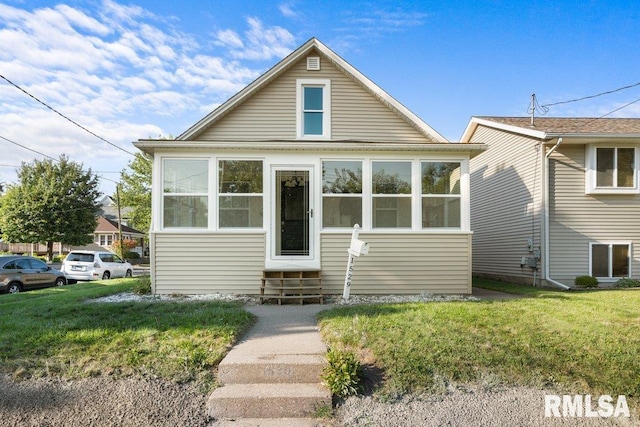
top-left (94, 216), bottom-right (146, 257)
top-left (463, 116), bottom-right (640, 288)
top-left (134, 38), bottom-right (485, 295)
top-left (97, 195), bottom-right (134, 228)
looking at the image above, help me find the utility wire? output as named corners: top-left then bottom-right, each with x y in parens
top-left (541, 81), bottom-right (640, 108)
top-left (0, 73), bottom-right (137, 157)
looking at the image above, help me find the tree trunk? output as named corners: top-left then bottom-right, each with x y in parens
top-left (46, 241), bottom-right (54, 262)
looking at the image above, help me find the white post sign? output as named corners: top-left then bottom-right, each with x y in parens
top-left (343, 224), bottom-right (369, 300)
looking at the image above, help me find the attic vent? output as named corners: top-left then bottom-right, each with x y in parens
top-left (306, 56), bottom-right (320, 71)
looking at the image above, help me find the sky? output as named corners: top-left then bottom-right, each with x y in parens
top-left (1, 0), bottom-right (640, 197)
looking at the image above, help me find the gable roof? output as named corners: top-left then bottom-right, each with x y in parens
top-left (178, 37), bottom-right (447, 143)
top-left (95, 216), bottom-right (144, 236)
top-left (462, 116), bottom-right (640, 141)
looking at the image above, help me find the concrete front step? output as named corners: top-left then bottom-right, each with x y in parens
top-left (207, 383), bottom-right (331, 419)
top-left (218, 354), bottom-right (326, 384)
top-left (212, 418), bottom-right (326, 427)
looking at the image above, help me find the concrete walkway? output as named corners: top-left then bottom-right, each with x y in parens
top-left (472, 287), bottom-right (525, 300)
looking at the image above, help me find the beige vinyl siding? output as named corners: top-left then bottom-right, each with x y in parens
top-left (469, 125), bottom-right (542, 283)
top-left (197, 52), bottom-right (431, 143)
top-left (320, 233), bottom-right (472, 294)
top-left (152, 232), bottom-right (265, 294)
top-left (548, 145), bottom-right (640, 283)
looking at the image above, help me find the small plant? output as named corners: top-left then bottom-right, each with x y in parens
top-left (575, 275), bottom-right (598, 288)
top-left (322, 348), bottom-right (362, 398)
top-left (132, 276), bottom-right (152, 295)
top-left (614, 278), bottom-right (640, 288)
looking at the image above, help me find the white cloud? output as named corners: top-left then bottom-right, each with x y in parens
top-left (278, 2), bottom-right (300, 19)
top-left (217, 17), bottom-right (295, 61)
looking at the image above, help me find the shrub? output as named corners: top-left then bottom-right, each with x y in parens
top-left (614, 278), bottom-right (640, 288)
top-left (322, 348), bottom-right (362, 398)
top-left (575, 275), bottom-right (598, 288)
top-left (132, 276), bottom-right (152, 295)
top-left (124, 251), bottom-right (140, 259)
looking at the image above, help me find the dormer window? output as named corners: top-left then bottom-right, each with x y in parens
top-left (585, 145), bottom-right (639, 194)
top-left (296, 79), bottom-right (331, 139)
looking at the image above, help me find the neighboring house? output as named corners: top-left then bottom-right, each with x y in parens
top-left (94, 216), bottom-right (146, 256)
top-left (135, 38), bottom-right (485, 295)
top-left (97, 195), bottom-right (134, 227)
top-left (463, 116), bottom-right (640, 288)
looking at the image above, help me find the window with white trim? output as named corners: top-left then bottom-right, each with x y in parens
top-left (218, 160), bottom-right (263, 228)
top-left (586, 146), bottom-right (638, 194)
top-left (421, 162), bottom-right (461, 228)
top-left (296, 79), bottom-right (331, 139)
top-left (590, 242), bottom-right (630, 279)
top-left (322, 160), bottom-right (362, 228)
top-left (372, 161), bottom-right (412, 228)
top-left (162, 159), bottom-right (208, 228)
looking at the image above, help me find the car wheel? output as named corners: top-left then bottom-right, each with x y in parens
top-left (125, 269), bottom-right (133, 278)
top-left (55, 277), bottom-right (66, 287)
top-left (7, 282), bottom-right (21, 293)
top-left (102, 271), bottom-right (110, 280)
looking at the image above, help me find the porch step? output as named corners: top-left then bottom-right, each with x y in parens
top-left (207, 383), bottom-right (331, 419)
top-left (260, 270), bottom-right (323, 305)
top-left (218, 354), bottom-right (326, 384)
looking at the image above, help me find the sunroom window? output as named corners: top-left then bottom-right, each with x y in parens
top-left (372, 161), bottom-right (412, 228)
top-left (586, 146), bottom-right (638, 194)
top-left (218, 160), bottom-right (263, 228)
top-left (590, 242), bottom-right (630, 279)
top-left (322, 160), bottom-right (362, 227)
top-left (163, 159), bottom-right (208, 228)
top-left (421, 162), bottom-right (461, 228)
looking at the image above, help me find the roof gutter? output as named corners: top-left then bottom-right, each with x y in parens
top-left (542, 137), bottom-right (571, 290)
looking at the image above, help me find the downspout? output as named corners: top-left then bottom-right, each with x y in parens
top-left (543, 137), bottom-right (571, 290)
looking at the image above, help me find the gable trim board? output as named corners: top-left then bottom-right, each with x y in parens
top-left (465, 116), bottom-right (640, 289)
top-left (136, 38), bottom-right (485, 295)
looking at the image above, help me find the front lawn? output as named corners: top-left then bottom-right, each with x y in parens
top-left (0, 278), bottom-right (254, 390)
top-left (318, 279), bottom-right (640, 410)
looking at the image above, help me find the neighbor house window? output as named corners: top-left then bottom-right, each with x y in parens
top-left (322, 160), bottom-right (362, 227)
top-left (218, 160), bottom-right (263, 228)
top-left (586, 146), bottom-right (638, 194)
top-left (297, 79), bottom-right (331, 139)
top-left (163, 159), bottom-right (208, 228)
top-left (590, 242), bottom-right (630, 279)
top-left (372, 161), bottom-right (412, 228)
top-left (421, 162), bottom-right (461, 228)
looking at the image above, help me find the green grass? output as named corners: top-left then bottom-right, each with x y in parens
top-left (318, 279), bottom-right (640, 410)
top-left (0, 278), bottom-right (254, 390)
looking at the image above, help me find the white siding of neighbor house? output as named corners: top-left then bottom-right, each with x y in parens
top-left (320, 233), bottom-right (472, 294)
top-left (548, 145), bottom-right (640, 284)
top-left (196, 50), bottom-right (431, 143)
top-left (149, 232), bottom-right (471, 294)
top-left (151, 232), bottom-right (265, 294)
top-left (468, 125), bottom-right (543, 284)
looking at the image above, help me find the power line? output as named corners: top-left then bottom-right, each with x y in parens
top-left (540, 81), bottom-right (640, 108)
top-left (0, 73), bottom-right (137, 157)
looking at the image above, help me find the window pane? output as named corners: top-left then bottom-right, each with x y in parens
top-left (596, 148), bottom-right (614, 187)
top-left (163, 159), bottom-right (208, 193)
top-left (322, 196), bottom-right (362, 227)
top-left (422, 162), bottom-right (461, 194)
top-left (304, 112), bottom-right (323, 135)
top-left (591, 244), bottom-right (609, 277)
top-left (163, 196), bottom-right (208, 227)
top-left (373, 197), bottom-right (411, 228)
top-left (322, 161), bottom-right (362, 194)
top-left (304, 87), bottom-right (323, 110)
top-left (219, 196), bottom-right (263, 228)
top-left (612, 244), bottom-right (629, 277)
top-left (617, 148), bottom-right (635, 188)
top-left (373, 162), bottom-right (411, 194)
top-left (422, 197), bottom-right (461, 228)
top-left (219, 160), bottom-right (263, 193)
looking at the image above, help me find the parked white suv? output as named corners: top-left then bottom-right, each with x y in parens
top-left (61, 251), bottom-right (133, 281)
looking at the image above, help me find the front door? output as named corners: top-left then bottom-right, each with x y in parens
top-left (269, 167), bottom-right (316, 268)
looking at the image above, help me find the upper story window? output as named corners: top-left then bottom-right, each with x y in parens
top-left (586, 145), bottom-right (639, 194)
top-left (162, 159), bottom-right (208, 228)
top-left (297, 79), bottom-right (331, 139)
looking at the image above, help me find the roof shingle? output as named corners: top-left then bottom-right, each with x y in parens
top-left (477, 117), bottom-right (640, 134)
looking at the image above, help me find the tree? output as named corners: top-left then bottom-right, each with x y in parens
top-left (118, 152), bottom-right (151, 237)
top-left (0, 156), bottom-right (101, 261)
